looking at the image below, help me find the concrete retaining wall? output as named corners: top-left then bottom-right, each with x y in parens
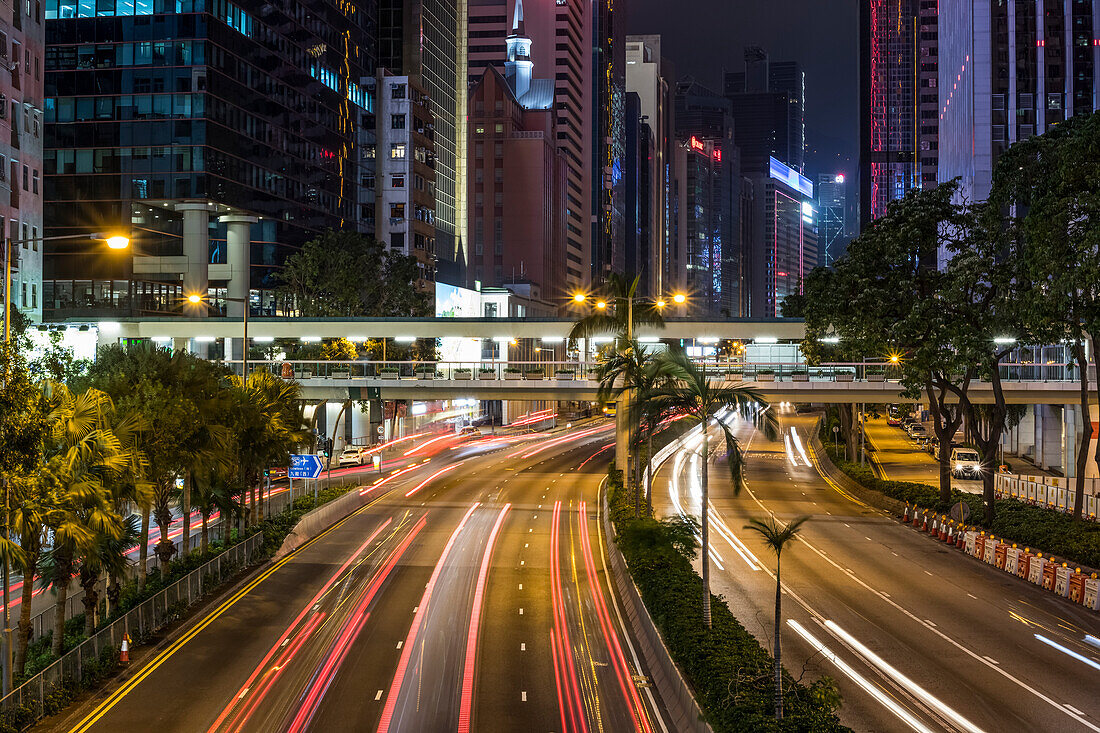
top-left (274, 487), bottom-right (368, 559)
top-left (601, 489), bottom-right (712, 733)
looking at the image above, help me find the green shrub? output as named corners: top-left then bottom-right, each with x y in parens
top-left (823, 445), bottom-right (1100, 568)
top-left (607, 471), bottom-right (848, 732)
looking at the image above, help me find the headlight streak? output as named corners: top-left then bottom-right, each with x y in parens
top-left (790, 428), bottom-right (812, 467)
top-left (823, 620), bottom-right (986, 733)
top-left (376, 503), bottom-right (481, 733)
top-left (786, 620), bottom-right (937, 733)
top-left (457, 504), bottom-right (512, 733)
top-left (1034, 633), bottom-right (1100, 673)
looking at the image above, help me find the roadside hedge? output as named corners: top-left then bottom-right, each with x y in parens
top-left (607, 469), bottom-right (849, 732)
top-left (824, 445), bottom-right (1100, 569)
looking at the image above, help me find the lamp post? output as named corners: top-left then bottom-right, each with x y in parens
top-left (187, 294), bottom-right (249, 379)
top-left (1, 232), bottom-right (128, 695)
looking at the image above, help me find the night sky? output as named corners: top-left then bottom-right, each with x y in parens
top-left (626, 0), bottom-right (858, 182)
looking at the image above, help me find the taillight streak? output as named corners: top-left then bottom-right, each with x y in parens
top-left (208, 517), bottom-right (396, 733)
top-left (578, 501), bottom-right (652, 732)
top-left (284, 515), bottom-right (428, 733)
top-left (551, 501), bottom-right (587, 732)
top-left (404, 463), bottom-right (463, 498)
top-left (456, 504), bottom-right (512, 733)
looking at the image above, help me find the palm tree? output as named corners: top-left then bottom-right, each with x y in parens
top-left (595, 339), bottom-right (673, 515)
top-left (232, 371), bottom-right (309, 524)
top-left (10, 474), bottom-right (52, 675)
top-left (568, 273), bottom-right (666, 342)
top-left (37, 383), bottom-right (129, 655)
top-left (743, 515), bottom-right (810, 720)
top-left (647, 347), bottom-right (778, 628)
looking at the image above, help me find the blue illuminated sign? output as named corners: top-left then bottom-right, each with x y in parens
top-left (769, 157), bottom-right (814, 198)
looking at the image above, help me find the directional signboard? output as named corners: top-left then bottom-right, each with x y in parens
top-left (289, 454), bottom-right (324, 480)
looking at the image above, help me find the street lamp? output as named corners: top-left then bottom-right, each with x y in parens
top-left (0, 231), bottom-right (128, 695)
top-left (672, 293), bottom-right (687, 305)
top-left (187, 293), bottom-right (250, 379)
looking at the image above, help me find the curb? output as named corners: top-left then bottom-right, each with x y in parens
top-left (600, 484), bottom-right (713, 733)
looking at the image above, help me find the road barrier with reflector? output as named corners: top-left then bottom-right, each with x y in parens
top-left (995, 472), bottom-right (1099, 520)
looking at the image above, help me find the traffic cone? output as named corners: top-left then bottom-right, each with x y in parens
top-left (939, 517), bottom-right (948, 541)
top-left (921, 512), bottom-right (929, 532)
top-left (902, 504), bottom-right (911, 523)
top-left (913, 509), bottom-right (922, 527)
top-left (120, 633), bottom-right (131, 665)
top-left (956, 527), bottom-right (966, 549)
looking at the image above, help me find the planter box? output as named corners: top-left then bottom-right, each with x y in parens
top-left (416, 373), bottom-right (435, 380)
top-left (555, 372), bottom-right (576, 381)
top-left (479, 372), bottom-right (496, 380)
top-left (453, 370), bottom-right (473, 380)
top-left (296, 370), bottom-right (312, 380)
top-left (525, 372), bottom-right (545, 380)
top-left (586, 372), bottom-right (601, 381)
top-left (792, 374), bottom-right (810, 382)
top-left (756, 374), bottom-right (775, 382)
top-left (332, 370), bottom-right (351, 380)
top-left (836, 374), bottom-right (854, 382)
top-left (380, 372), bottom-right (399, 380)
top-left (504, 372), bottom-right (523, 381)
top-left (867, 374), bottom-right (886, 382)
top-left (723, 373), bottom-right (743, 382)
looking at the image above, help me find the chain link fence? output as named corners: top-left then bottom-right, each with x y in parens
top-left (0, 532), bottom-right (263, 725)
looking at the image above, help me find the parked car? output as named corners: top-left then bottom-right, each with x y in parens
top-left (886, 416), bottom-right (902, 427)
top-left (337, 445), bottom-right (369, 467)
top-left (907, 424), bottom-right (928, 439)
top-left (951, 447), bottom-right (982, 479)
top-left (459, 425), bottom-right (480, 436)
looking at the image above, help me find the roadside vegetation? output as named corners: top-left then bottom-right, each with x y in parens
top-left (607, 470), bottom-right (848, 732)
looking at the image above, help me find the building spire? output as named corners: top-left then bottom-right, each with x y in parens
top-left (512, 0), bottom-right (525, 35)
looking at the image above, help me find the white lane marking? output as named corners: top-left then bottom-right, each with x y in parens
top-left (983, 656), bottom-right (999, 665)
top-left (925, 620), bottom-right (937, 627)
top-left (1067, 704), bottom-right (1085, 716)
top-left (396, 641), bottom-right (403, 649)
top-left (521, 691), bottom-right (527, 702)
top-left (520, 560), bottom-right (525, 566)
top-left (521, 643), bottom-right (526, 651)
top-left (412, 606), bottom-right (418, 613)
top-left (519, 608), bottom-right (523, 615)
top-left (518, 583), bottom-right (523, 590)
top-left (524, 543), bottom-right (529, 548)
top-left (923, 570), bottom-right (934, 577)
top-left (787, 620), bottom-right (936, 733)
top-left (375, 690), bottom-right (383, 700)
top-left (967, 593), bottom-right (978, 600)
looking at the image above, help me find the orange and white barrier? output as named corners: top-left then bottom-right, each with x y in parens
top-left (1084, 576), bottom-right (1100, 611)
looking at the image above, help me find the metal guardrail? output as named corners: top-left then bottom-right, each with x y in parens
top-left (18, 521), bottom-right (229, 643)
top-left (0, 533), bottom-right (263, 723)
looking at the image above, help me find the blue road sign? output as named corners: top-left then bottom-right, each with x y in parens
top-left (289, 454), bottom-right (324, 480)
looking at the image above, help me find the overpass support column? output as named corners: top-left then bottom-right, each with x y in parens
top-left (178, 203), bottom-right (211, 317)
top-left (1034, 404), bottom-right (1064, 474)
top-left (1064, 404), bottom-right (1080, 479)
top-left (220, 214), bottom-right (257, 362)
top-left (1014, 406), bottom-right (1036, 462)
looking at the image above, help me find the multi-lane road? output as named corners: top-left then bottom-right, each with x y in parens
top-left (656, 407), bottom-right (1100, 733)
top-left (48, 423), bottom-right (666, 733)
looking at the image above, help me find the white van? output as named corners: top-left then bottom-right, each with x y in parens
top-left (951, 447), bottom-right (982, 479)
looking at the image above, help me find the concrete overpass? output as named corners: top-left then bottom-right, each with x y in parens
top-left (78, 316), bottom-right (808, 344)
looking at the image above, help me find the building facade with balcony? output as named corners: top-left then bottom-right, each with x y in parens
top-left (1, 0), bottom-right (44, 321)
top-left (42, 0), bottom-right (378, 319)
top-left (372, 72), bottom-right (437, 299)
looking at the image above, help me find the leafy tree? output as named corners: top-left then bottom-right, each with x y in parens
top-left (646, 347), bottom-right (777, 628)
top-left (803, 182), bottom-right (973, 503)
top-left (744, 515), bottom-right (809, 720)
top-left (989, 111), bottom-right (1100, 519)
top-left (276, 229), bottom-right (431, 317)
top-left (320, 338), bottom-right (359, 361)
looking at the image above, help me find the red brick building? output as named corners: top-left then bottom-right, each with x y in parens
top-left (466, 3), bottom-right (567, 303)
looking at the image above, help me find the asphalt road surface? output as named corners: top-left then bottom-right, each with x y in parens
top-left (654, 407), bottom-right (1100, 733)
top-left (47, 422), bottom-right (666, 733)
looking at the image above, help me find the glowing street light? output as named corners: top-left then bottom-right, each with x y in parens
top-left (572, 293), bottom-right (587, 304)
top-left (106, 235), bottom-right (130, 250)
top-left (672, 293), bottom-right (687, 305)
top-left (596, 300), bottom-right (607, 310)
top-left (656, 299), bottom-right (667, 308)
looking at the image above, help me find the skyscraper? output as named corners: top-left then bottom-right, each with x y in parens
top-left (747, 158), bottom-right (814, 317)
top-left (466, 0), bottom-right (566, 298)
top-left (859, 0), bottom-right (938, 229)
top-left (625, 34), bottom-right (676, 296)
top-left (379, 0), bottom-right (466, 282)
top-left (816, 173), bottom-right (848, 265)
top-left (724, 47), bottom-right (805, 174)
top-left (466, 0), bottom-right (590, 292)
top-left (674, 80), bottom-right (745, 317)
top-left (44, 0), bottom-right (379, 319)
top-left (2, 0), bottom-right (44, 321)
top-left (938, 0), bottom-right (1098, 203)
top-left (591, 0), bottom-right (625, 284)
